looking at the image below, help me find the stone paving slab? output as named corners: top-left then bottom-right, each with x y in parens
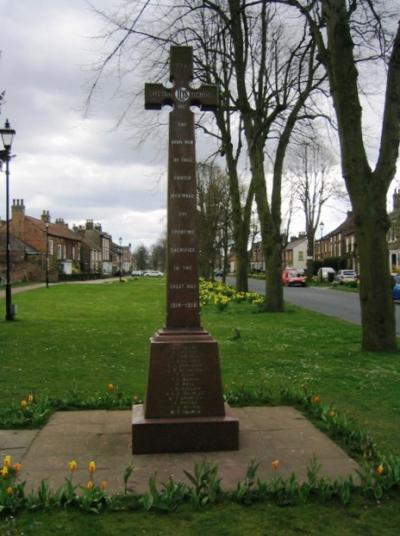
top-left (5, 407), bottom-right (359, 494)
top-left (0, 429), bottom-right (39, 464)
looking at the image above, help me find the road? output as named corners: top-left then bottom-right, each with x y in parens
top-left (227, 277), bottom-right (400, 335)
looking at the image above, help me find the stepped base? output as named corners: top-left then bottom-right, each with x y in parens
top-left (132, 404), bottom-right (239, 454)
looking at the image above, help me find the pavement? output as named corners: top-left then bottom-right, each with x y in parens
top-left (1, 407), bottom-right (359, 494)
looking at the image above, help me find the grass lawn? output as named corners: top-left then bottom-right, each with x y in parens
top-left (1, 278), bottom-right (400, 533)
top-left (3, 497), bottom-right (400, 536)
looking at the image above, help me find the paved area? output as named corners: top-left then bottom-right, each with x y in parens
top-left (1, 407), bottom-right (359, 494)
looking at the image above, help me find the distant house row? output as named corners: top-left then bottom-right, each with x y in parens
top-left (0, 199), bottom-right (134, 283)
top-left (231, 191), bottom-right (400, 275)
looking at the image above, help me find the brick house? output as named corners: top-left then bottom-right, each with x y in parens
top-left (73, 220), bottom-right (112, 275)
top-left (10, 199), bottom-right (81, 278)
top-left (387, 190), bottom-right (400, 273)
top-left (314, 212), bottom-right (358, 271)
top-left (0, 229), bottom-right (41, 283)
top-left (249, 242), bottom-right (264, 272)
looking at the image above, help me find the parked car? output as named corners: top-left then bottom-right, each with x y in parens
top-left (131, 270), bottom-right (144, 276)
top-left (393, 275), bottom-right (400, 301)
top-left (214, 269), bottom-right (224, 277)
top-left (282, 268), bottom-right (307, 287)
top-left (317, 267), bottom-right (336, 282)
top-left (143, 270), bottom-right (164, 277)
top-left (335, 269), bottom-right (358, 284)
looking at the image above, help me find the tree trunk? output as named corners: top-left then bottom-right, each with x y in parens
top-left (264, 237), bottom-right (284, 312)
top-left (235, 240), bottom-right (249, 292)
top-left (355, 202), bottom-right (396, 351)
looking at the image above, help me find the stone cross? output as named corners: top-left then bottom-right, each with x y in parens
top-left (132, 46), bottom-right (238, 454)
top-left (145, 46), bottom-right (218, 328)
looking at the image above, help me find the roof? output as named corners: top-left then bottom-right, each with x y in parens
top-left (0, 229), bottom-right (39, 254)
top-left (286, 236), bottom-right (307, 250)
top-left (323, 212), bottom-right (354, 239)
top-left (26, 216), bottom-right (81, 242)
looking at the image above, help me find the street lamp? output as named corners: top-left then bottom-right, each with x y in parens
top-left (119, 237), bottom-right (122, 282)
top-left (0, 119), bottom-right (16, 321)
top-left (45, 222), bottom-right (49, 288)
top-left (319, 221), bottom-right (325, 260)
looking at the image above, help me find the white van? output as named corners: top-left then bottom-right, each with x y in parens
top-left (317, 267), bottom-right (336, 281)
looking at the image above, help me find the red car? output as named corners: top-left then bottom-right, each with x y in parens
top-left (282, 268), bottom-right (307, 287)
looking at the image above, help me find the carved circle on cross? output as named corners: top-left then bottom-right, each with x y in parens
top-left (175, 87), bottom-right (190, 103)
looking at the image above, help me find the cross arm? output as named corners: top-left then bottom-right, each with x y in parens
top-left (145, 83), bottom-right (173, 110)
top-left (190, 85), bottom-right (219, 112)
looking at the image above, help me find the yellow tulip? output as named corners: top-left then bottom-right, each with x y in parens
top-left (86, 480), bottom-right (94, 490)
top-left (27, 394), bottom-right (34, 404)
top-left (88, 461), bottom-right (96, 474)
top-left (20, 400), bottom-right (28, 409)
top-left (13, 463), bottom-right (22, 473)
top-left (3, 455), bottom-right (12, 467)
top-left (107, 383), bottom-right (114, 392)
top-left (68, 460), bottom-right (78, 472)
top-left (376, 464), bottom-right (385, 476)
top-left (100, 480), bottom-right (108, 490)
top-left (6, 486), bottom-right (13, 496)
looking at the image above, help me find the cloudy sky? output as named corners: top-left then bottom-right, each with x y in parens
top-left (0, 0), bottom-right (175, 249)
top-left (1, 0), bottom-right (398, 250)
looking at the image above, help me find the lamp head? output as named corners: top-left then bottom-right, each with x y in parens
top-left (0, 119), bottom-right (16, 150)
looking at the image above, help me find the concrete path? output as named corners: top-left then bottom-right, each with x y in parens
top-left (2, 407), bottom-right (359, 494)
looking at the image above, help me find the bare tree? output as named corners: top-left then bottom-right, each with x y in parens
top-left (203, 0), bottom-right (326, 311)
top-left (287, 139), bottom-right (346, 279)
top-left (284, 0), bottom-right (400, 351)
top-left (150, 235), bottom-right (166, 271)
top-left (197, 161), bottom-right (232, 279)
top-left (86, 1), bottom-right (326, 310)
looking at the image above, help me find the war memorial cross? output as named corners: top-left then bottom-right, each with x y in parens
top-left (132, 46), bottom-right (238, 454)
top-left (145, 46), bottom-right (218, 328)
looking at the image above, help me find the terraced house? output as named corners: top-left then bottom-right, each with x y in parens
top-left (10, 199), bottom-right (81, 280)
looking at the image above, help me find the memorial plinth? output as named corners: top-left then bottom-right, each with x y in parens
top-left (132, 46), bottom-right (239, 454)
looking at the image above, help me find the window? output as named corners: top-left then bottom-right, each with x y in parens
top-left (72, 246), bottom-right (75, 260)
top-left (57, 244), bottom-right (62, 260)
top-left (49, 239), bottom-right (54, 256)
top-left (298, 251), bottom-right (304, 261)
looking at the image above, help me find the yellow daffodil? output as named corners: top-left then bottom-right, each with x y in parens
top-left (1, 466), bottom-right (9, 478)
top-left (20, 400), bottom-right (28, 409)
top-left (107, 383), bottom-right (114, 392)
top-left (376, 464), bottom-right (385, 476)
top-left (68, 460), bottom-right (78, 472)
top-left (88, 461), bottom-right (96, 474)
top-left (86, 480), bottom-right (94, 490)
top-left (271, 460), bottom-right (280, 471)
top-left (3, 455), bottom-right (12, 467)
top-left (6, 486), bottom-right (13, 496)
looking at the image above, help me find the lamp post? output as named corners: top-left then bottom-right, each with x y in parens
top-left (0, 119), bottom-right (16, 321)
top-left (319, 221), bottom-right (325, 260)
top-left (119, 237), bottom-right (122, 282)
top-left (45, 222), bottom-right (49, 288)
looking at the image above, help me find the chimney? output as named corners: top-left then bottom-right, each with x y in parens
top-left (41, 210), bottom-right (50, 224)
top-left (11, 199), bottom-right (25, 239)
top-left (12, 199), bottom-right (25, 217)
top-left (86, 219), bottom-right (94, 230)
top-left (55, 218), bottom-right (68, 228)
top-left (94, 223), bottom-right (102, 232)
